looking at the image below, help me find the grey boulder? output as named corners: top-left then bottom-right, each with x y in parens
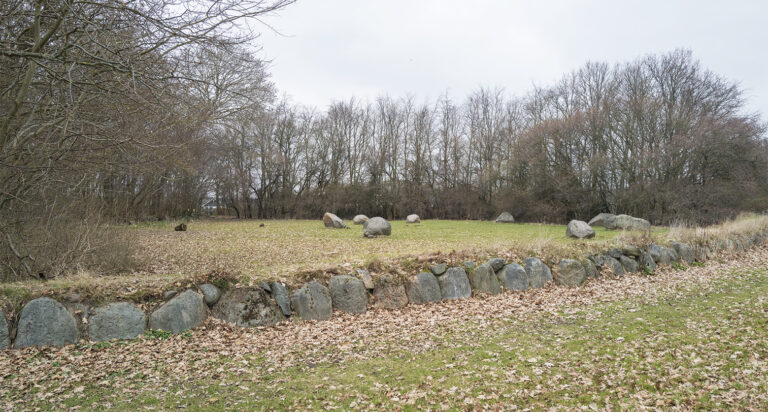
top-left (621, 245), bottom-right (642, 258)
top-left (290, 281), bottom-right (333, 321)
top-left (486, 258), bottom-right (506, 272)
top-left (405, 214), bottom-right (421, 224)
top-left (594, 255), bottom-right (625, 276)
top-left (495, 212), bottom-right (515, 223)
top-left (469, 263), bottom-right (501, 295)
top-left (605, 214), bottom-right (650, 231)
top-left (373, 275), bottom-right (408, 309)
top-left (405, 272), bottom-right (442, 305)
top-left (88, 302), bottom-right (146, 342)
top-left (149, 290), bottom-right (208, 334)
top-left (329, 275), bottom-right (368, 314)
top-left (620, 256), bottom-right (640, 273)
top-left (322, 212), bottom-right (347, 229)
top-left (199, 284), bottom-right (221, 306)
top-left (438, 267), bottom-right (472, 300)
top-left (430, 262), bottom-right (447, 276)
top-left (352, 215), bottom-right (369, 225)
top-left (566, 220), bottom-right (595, 239)
top-left (640, 251), bottom-right (656, 273)
top-left (670, 242), bottom-right (695, 264)
top-left (588, 213), bottom-right (615, 227)
top-left (496, 263), bottom-right (528, 291)
top-left (0, 313), bottom-right (8, 349)
top-left (363, 217), bottom-right (392, 237)
top-left (271, 282), bottom-right (292, 317)
top-left (212, 287), bottom-right (284, 327)
top-left (524, 258), bottom-right (553, 288)
top-left (582, 258), bottom-right (599, 278)
top-left (555, 259), bottom-right (587, 287)
top-left (15, 297), bottom-right (80, 348)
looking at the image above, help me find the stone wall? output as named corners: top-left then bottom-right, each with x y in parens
top-left (2, 229), bottom-right (766, 349)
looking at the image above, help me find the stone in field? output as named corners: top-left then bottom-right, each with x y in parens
top-left (594, 255), bottom-right (625, 276)
top-left (581, 258), bottom-right (598, 278)
top-left (406, 214), bottom-right (420, 224)
top-left (524, 258), bottom-right (553, 288)
top-left (355, 268), bottom-right (375, 290)
top-left (322, 212), bottom-right (346, 229)
top-left (438, 267), bottom-right (472, 300)
top-left (620, 256), bottom-right (639, 273)
top-left (0, 313), bottom-right (8, 349)
top-left (353, 215), bottom-right (369, 225)
top-left (605, 214), bottom-right (650, 231)
top-left (405, 272), bottom-right (442, 304)
top-left (621, 245), bottom-right (642, 258)
top-left (430, 262), bottom-right (447, 276)
top-left (469, 263), bottom-right (501, 295)
top-left (199, 283), bottom-right (221, 305)
top-left (496, 263), bottom-right (528, 291)
top-left (486, 258), bottom-right (506, 272)
top-left (329, 275), bottom-right (368, 314)
top-left (363, 217), bottom-right (391, 237)
top-left (373, 275), bottom-right (408, 309)
top-left (495, 212), bottom-right (515, 223)
top-left (670, 242), bottom-right (695, 264)
top-left (555, 259), bottom-right (587, 287)
top-left (149, 290), bottom-right (208, 334)
top-left (640, 251), bottom-right (656, 273)
top-left (174, 223), bottom-right (187, 231)
top-left (588, 213), bottom-right (615, 227)
top-left (291, 282), bottom-right (332, 321)
top-left (88, 302), bottom-right (146, 342)
top-left (14, 297), bottom-right (80, 348)
top-left (212, 288), bottom-right (283, 327)
top-left (271, 282), bottom-right (292, 317)
top-left (566, 220), bottom-right (595, 239)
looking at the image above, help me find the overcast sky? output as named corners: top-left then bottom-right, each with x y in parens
top-left (256, 0), bottom-right (767, 117)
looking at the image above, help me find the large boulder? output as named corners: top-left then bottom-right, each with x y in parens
top-left (212, 287), bottom-right (284, 327)
top-left (88, 302), bottom-right (146, 342)
top-left (496, 263), bottom-right (528, 291)
top-left (199, 284), bottom-right (221, 306)
top-left (405, 272), bottom-right (442, 304)
top-left (594, 255), bottom-right (625, 276)
top-left (149, 290), bottom-right (208, 334)
top-left (438, 267), bottom-right (472, 300)
top-left (648, 244), bottom-right (678, 265)
top-left (14, 297), bottom-right (80, 348)
top-left (555, 259), bottom-right (587, 287)
top-left (405, 214), bottom-right (421, 224)
top-left (523, 258), bottom-right (553, 288)
top-left (271, 282), bottom-right (292, 317)
top-left (566, 220), bottom-right (595, 239)
top-left (290, 282), bottom-right (333, 321)
top-left (329, 275), bottom-right (368, 314)
top-left (352, 215), bottom-right (369, 225)
top-left (363, 217), bottom-right (392, 238)
top-left (0, 312), bottom-right (9, 349)
top-left (588, 213), bottom-right (615, 227)
top-left (469, 263), bottom-right (501, 295)
top-left (495, 212), bottom-right (515, 223)
top-left (670, 242), bottom-right (695, 264)
top-left (322, 212), bottom-right (347, 229)
top-left (373, 275), bottom-right (408, 309)
top-left (582, 258), bottom-right (599, 278)
top-left (605, 214), bottom-right (650, 231)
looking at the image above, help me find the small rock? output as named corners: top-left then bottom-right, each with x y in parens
top-left (555, 259), bottom-right (587, 287)
top-left (607, 248), bottom-right (623, 259)
top-left (430, 263), bottom-right (448, 275)
top-left (373, 275), bottom-right (408, 309)
top-left (149, 290), bottom-right (208, 334)
top-left (163, 290), bottom-right (177, 300)
top-left (199, 284), bottom-right (221, 305)
top-left (353, 215), bottom-right (369, 225)
top-left (524, 258), bottom-right (553, 288)
top-left (355, 268), bottom-right (375, 290)
top-left (174, 223), bottom-right (187, 231)
top-left (405, 272), bottom-right (442, 305)
top-left (405, 214), bottom-right (421, 224)
top-left (271, 282), bottom-right (292, 317)
top-left (469, 264), bottom-right (501, 295)
top-left (495, 212), bottom-right (515, 223)
top-left (291, 282), bottom-right (332, 321)
top-left (496, 263), bottom-right (528, 291)
top-left (259, 281), bottom-right (272, 293)
top-left (486, 258), bottom-right (506, 272)
top-left (640, 251), bottom-right (656, 274)
top-left (438, 267), bottom-right (472, 300)
top-left (581, 258), bottom-right (599, 278)
top-left (463, 261), bottom-right (476, 269)
top-left (620, 256), bottom-right (640, 273)
top-left (329, 275), bottom-right (368, 314)
top-left (621, 245), bottom-right (642, 258)
top-left (566, 220), bottom-right (595, 239)
top-left (322, 212), bottom-right (347, 229)
top-left (363, 217), bottom-right (391, 237)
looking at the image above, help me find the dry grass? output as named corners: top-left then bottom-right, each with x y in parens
top-left (667, 213), bottom-right (768, 245)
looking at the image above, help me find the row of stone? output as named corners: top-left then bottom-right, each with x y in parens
top-left (2, 230), bottom-right (766, 349)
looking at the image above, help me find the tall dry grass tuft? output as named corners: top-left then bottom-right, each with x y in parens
top-left (667, 213), bottom-right (768, 245)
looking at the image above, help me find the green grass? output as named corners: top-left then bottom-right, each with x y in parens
top-left (33, 267), bottom-right (768, 410)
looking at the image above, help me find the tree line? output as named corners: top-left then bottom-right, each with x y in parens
top-left (1, 0), bottom-right (766, 280)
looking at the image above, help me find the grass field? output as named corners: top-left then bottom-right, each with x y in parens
top-left (4, 247), bottom-right (768, 410)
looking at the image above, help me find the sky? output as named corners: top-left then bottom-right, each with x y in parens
top-left (255, 0), bottom-right (768, 117)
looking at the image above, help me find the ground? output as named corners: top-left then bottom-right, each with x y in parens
top-left (1, 218), bottom-right (658, 307)
top-left (3, 246), bottom-right (768, 410)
